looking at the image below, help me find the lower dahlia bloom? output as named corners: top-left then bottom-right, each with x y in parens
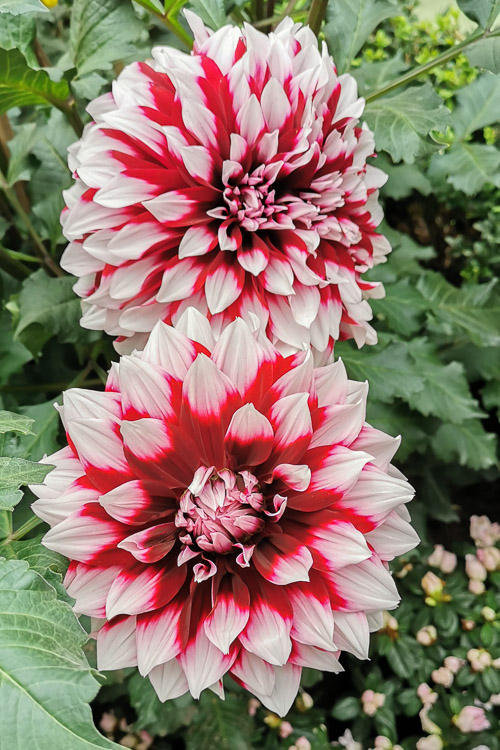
top-left (61, 13), bottom-right (389, 361)
top-left (31, 314), bottom-right (417, 715)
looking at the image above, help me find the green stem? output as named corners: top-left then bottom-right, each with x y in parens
top-left (308, 0), bottom-right (328, 36)
top-left (366, 27), bottom-right (496, 103)
top-left (0, 245), bottom-right (30, 280)
top-left (134, 0), bottom-right (192, 48)
top-left (56, 98), bottom-right (84, 138)
top-left (6, 514), bottom-right (44, 544)
top-left (254, 0), bottom-right (303, 29)
top-left (0, 168), bottom-right (63, 277)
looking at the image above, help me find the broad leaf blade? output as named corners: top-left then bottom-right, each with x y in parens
top-left (0, 410), bottom-right (34, 436)
top-left (0, 0), bottom-right (48, 13)
top-left (429, 142), bottom-right (500, 195)
top-left (451, 73), bottom-right (500, 139)
top-left (467, 37), bottom-right (500, 73)
top-left (0, 559), bottom-right (120, 750)
top-left (0, 48), bottom-right (69, 115)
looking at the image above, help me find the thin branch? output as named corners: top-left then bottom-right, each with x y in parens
top-left (0, 245), bottom-right (31, 280)
top-left (134, 0), bottom-right (193, 48)
top-left (308, 0), bottom-right (327, 36)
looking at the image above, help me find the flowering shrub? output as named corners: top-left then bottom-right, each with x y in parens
top-left (0, 1), bottom-right (499, 749)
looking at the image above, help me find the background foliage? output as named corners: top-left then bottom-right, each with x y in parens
top-left (0, 1), bottom-right (499, 748)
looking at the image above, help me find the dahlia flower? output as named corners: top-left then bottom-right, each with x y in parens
top-left (31, 313), bottom-right (416, 714)
top-left (61, 12), bottom-right (390, 360)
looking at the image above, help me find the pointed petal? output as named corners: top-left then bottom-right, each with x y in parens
top-left (230, 650), bottom-right (275, 696)
top-left (332, 612), bottom-right (370, 660)
top-left (290, 642), bottom-right (343, 672)
top-left (97, 615), bottom-right (137, 671)
top-left (65, 563), bottom-right (121, 618)
top-left (224, 404), bottom-right (274, 467)
top-left (117, 522), bottom-right (177, 563)
top-left (136, 596), bottom-right (184, 675)
top-left (149, 659), bottom-right (189, 701)
top-left (204, 575), bottom-right (250, 654)
top-left (267, 392), bottom-right (312, 466)
top-left (239, 579), bottom-right (292, 666)
top-left (99, 479), bottom-right (172, 525)
top-left (253, 533), bottom-right (313, 585)
top-left (288, 573), bottom-right (336, 651)
top-left (106, 562), bottom-right (187, 619)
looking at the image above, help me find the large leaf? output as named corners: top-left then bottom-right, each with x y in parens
top-left (370, 279), bottom-right (428, 337)
top-left (0, 48), bottom-right (69, 116)
top-left (457, 0), bottom-right (500, 28)
top-left (0, 456), bottom-right (53, 509)
top-left (467, 37), bottom-right (500, 73)
top-left (186, 692), bottom-right (254, 750)
top-left (15, 270), bottom-right (84, 355)
top-left (1, 535), bottom-right (68, 599)
top-left (365, 401), bottom-right (429, 462)
top-left (324, 0), bottom-right (398, 74)
top-left (70, 0), bottom-right (144, 76)
top-left (406, 340), bottom-right (483, 424)
top-left (17, 400), bottom-right (61, 461)
top-left (0, 410), bottom-right (34, 436)
top-left (353, 54), bottom-right (409, 97)
top-left (376, 153), bottom-right (432, 201)
top-left (416, 272), bottom-right (500, 348)
top-left (364, 84), bottom-right (450, 164)
top-left (0, 309), bottom-right (32, 387)
top-left (335, 341), bottom-right (424, 403)
top-left (432, 420), bottom-right (498, 470)
top-left (0, 13), bottom-right (37, 67)
top-left (0, 0), bottom-right (48, 13)
top-left (188, 0), bottom-right (226, 30)
top-left (429, 142), bottom-right (500, 195)
top-left (0, 559), bottom-right (119, 750)
top-left (451, 73), bottom-right (500, 139)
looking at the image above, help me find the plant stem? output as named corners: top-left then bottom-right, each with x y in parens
top-left (0, 168), bottom-right (63, 277)
top-left (6, 514), bottom-right (44, 543)
top-left (308, 0), bottom-right (327, 35)
top-left (134, 0), bottom-right (193, 48)
top-left (366, 27), bottom-right (497, 103)
top-left (56, 99), bottom-right (84, 138)
top-left (0, 245), bottom-right (30, 280)
top-left (254, 0), bottom-right (302, 29)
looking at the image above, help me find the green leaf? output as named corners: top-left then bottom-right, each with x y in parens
top-left (0, 410), bottom-right (34, 436)
top-left (335, 340), bottom-right (424, 403)
top-left (466, 37), bottom-right (500, 73)
top-left (5, 123), bottom-right (37, 186)
top-left (15, 270), bottom-right (84, 355)
top-left (364, 84), bottom-right (450, 164)
top-left (482, 380), bottom-right (500, 414)
top-left (188, 0), bottom-right (226, 30)
top-left (0, 48), bottom-right (69, 115)
top-left (0, 559), bottom-right (120, 750)
top-left (374, 705), bottom-right (397, 743)
top-left (407, 339), bottom-right (483, 423)
top-left (0, 309), bottom-right (32, 386)
top-left (451, 73), bottom-right (500, 139)
top-left (416, 272), bottom-right (500, 348)
top-left (429, 142), bottom-right (500, 195)
top-left (0, 456), bottom-right (53, 509)
top-left (352, 53), bottom-right (408, 96)
top-left (386, 635), bottom-right (419, 679)
top-left (370, 280), bottom-right (428, 337)
top-left (457, 0), bottom-right (500, 28)
top-left (331, 696), bottom-right (360, 720)
top-left (129, 673), bottom-right (195, 736)
top-left (187, 692), bottom-right (254, 750)
top-left (0, 0), bottom-right (48, 13)
top-left (70, 0), bottom-right (144, 76)
top-left (365, 401), bottom-right (429, 461)
top-left (376, 153), bottom-right (432, 201)
top-left (432, 420), bottom-right (497, 470)
top-left (1, 534), bottom-right (68, 599)
top-left (419, 468), bottom-right (459, 523)
top-left (0, 12), bottom-right (37, 67)
top-left (324, 0), bottom-right (398, 74)
top-left (16, 400), bottom-right (61, 461)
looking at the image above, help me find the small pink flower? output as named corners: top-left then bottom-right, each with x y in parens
top-left (468, 579), bottom-right (485, 595)
top-left (476, 546), bottom-right (500, 572)
top-left (419, 708), bottom-right (441, 735)
top-left (490, 693), bottom-right (500, 705)
top-left (416, 626), bottom-right (437, 646)
top-left (416, 736), bottom-right (443, 750)
top-left (453, 706), bottom-right (490, 733)
top-left (248, 698), bottom-right (260, 716)
top-left (99, 712), bottom-right (117, 734)
top-left (279, 721), bottom-right (293, 738)
top-left (417, 683), bottom-right (438, 708)
top-left (467, 649), bottom-right (492, 672)
top-left (294, 738), bottom-right (312, 750)
top-left (465, 554), bottom-right (487, 581)
top-left (373, 737), bottom-right (392, 750)
top-left (427, 545), bottom-right (456, 574)
top-left (361, 689), bottom-right (385, 716)
top-left (421, 571), bottom-right (444, 597)
top-left (444, 656), bottom-right (465, 674)
top-left (470, 516), bottom-right (500, 547)
top-left (431, 667), bottom-right (453, 688)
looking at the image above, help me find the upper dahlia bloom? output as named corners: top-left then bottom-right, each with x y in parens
top-left (31, 313), bottom-right (416, 715)
top-left (61, 13), bottom-right (390, 360)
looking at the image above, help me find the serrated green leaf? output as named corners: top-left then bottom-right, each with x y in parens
top-left (15, 270), bottom-right (83, 355)
top-left (457, 0), bottom-right (500, 28)
top-left (187, 692), bottom-right (254, 750)
top-left (364, 84), bottom-right (450, 164)
top-left (0, 12), bottom-right (37, 67)
top-left (0, 0), bottom-right (48, 13)
top-left (324, 0), bottom-right (398, 74)
top-left (371, 280), bottom-right (428, 337)
top-left (0, 487), bottom-right (23, 510)
top-left (407, 339), bottom-right (483, 423)
top-left (188, 0), bottom-right (225, 30)
top-left (0, 410), bottom-right (34, 436)
top-left (0, 559), bottom-right (120, 750)
top-left (70, 0), bottom-right (144, 76)
top-left (429, 142), bottom-right (500, 195)
top-left (416, 272), bottom-right (500, 347)
top-left (467, 36), bottom-right (500, 73)
top-left (336, 341), bottom-right (424, 403)
top-left (352, 54), bottom-right (408, 96)
top-left (0, 456), bottom-right (53, 493)
top-left (482, 380), bottom-right (500, 413)
top-left (376, 153), bottom-right (432, 200)
top-left (432, 420), bottom-right (497, 470)
top-left (451, 73), bottom-right (500, 139)
top-left (0, 48), bottom-right (69, 115)
top-left (1, 534), bottom-right (68, 599)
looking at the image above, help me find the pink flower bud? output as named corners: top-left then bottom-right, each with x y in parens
top-left (417, 683), bottom-right (438, 707)
top-left (416, 737), bottom-right (443, 750)
top-left (99, 713), bottom-right (117, 734)
top-left (416, 625), bottom-right (437, 646)
top-left (477, 546), bottom-right (500, 571)
top-left (295, 738), bottom-right (312, 750)
top-left (431, 667), bottom-right (454, 688)
top-left (248, 698), bottom-right (260, 716)
top-left (421, 571), bottom-right (444, 597)
top-left (481, 606), bottom-right (496, 622)
top-left (453, 706), bottom-right (490, 733)
top-left (467, 648), bottom-right (492, 672)
top-left (427, 546), bottom-right (457, 574)
top-left (279, 721), bottom-right (293, 739)
top-left (490, 693), bottom-right (500, 705)
top-left (462, 618), bottom-right (476, 631)
top-left (419, 708), bottom-right (441, 735)
top-left (361, 689), bottom-right (385, 716)
top-left (465, 554), bottom-right (487, 581)
top-left (470, 516), bottom-right (500, 547)
top-left (373, 737), bottom-right (392, 750)
top-left (444, 656), bottom-right (465, 674)
top-left (468, 579), bottom-right (485, 595)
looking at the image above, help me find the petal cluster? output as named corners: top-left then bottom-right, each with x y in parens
top-left (61, 14), bottom-right (389, 360)
top-left (32, 313), bottom-right (417, 715)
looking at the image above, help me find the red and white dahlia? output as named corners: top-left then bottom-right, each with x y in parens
top-left (61, 13), bottom-right (390, 361)
top-left (31, 314), bottom-right (417, 715)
